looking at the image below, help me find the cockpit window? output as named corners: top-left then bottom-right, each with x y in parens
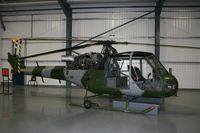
top-left (145, 55), bottom-right (168, 76)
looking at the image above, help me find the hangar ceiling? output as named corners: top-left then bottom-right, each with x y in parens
top-left (0, 0), bottom-right (200, 13)
top-left (1, 0), bottom-right (200, 2)
top-left (0, 0), bottom-right (200, 5)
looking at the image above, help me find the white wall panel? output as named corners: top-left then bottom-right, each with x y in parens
top-left (161, 19), bottom-right (200, 37)
top-left (73, 11), bottom-right (154, 42)
top-left (1, 40), bottom-right (13, 59)
top-left (163, 63), bottom-right (200, 89)
top-left (73, 10), bottom-right (155, 54)
top-left (160, 8), bottom-right (200, 89)
top-left (4, 16), bottom-right (31, 21)
top-left (33, 14), bottom-right (65, 21)
top-left (0, 14), bottom-right (67, 86)
top-left (73, 20), bottom-right (109, 38)
top-left (1, 16), bottom-right (31, 76)
top-left (2, 22), bottom-right (31, 38)
top-left (161, 38), bottom-right (200, 48)
top-left (33, 21), bottom-right (66, 38)
top-left (161, 19), bottom-right (200, 47)
top-left (26, 42), bottom-right (66, 60)
top-left (160, 47), bottom-right (200, 62)
top-left (0, 40), bottom-right (13, 82)
top-left (27, 14), bottom-right (67, 85)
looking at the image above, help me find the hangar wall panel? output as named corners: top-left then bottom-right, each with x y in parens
top-left (2, 23), bottom-right (31, 38)
top-left (27, 14), bottom-right (66, 85)
top-left (26, 42), bottom-right (66, 60)
top-left (1, 40), bottom-right (13, 80)
top-left (0, 15), bottom-right (66, 86)
top-left (161, 8), bottom-right (200, 89)
top-left (72, 8), bottom-right (155, 53)
top-left (163, 63), bottom-right (200, 89)
top-left (0, 16), bottom-right (31, 81)
top-left (160, 47), bottom-right (200, 62)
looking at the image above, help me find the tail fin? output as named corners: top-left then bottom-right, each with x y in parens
top-left (8, 52), bottom-right (25, 74)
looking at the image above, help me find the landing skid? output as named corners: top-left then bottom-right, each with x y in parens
top-left (69, 101), bottom-right (156, 114)
top-left (70, 85), bottom-right (159, 114)
top-left (69, 93), bottom-right (156, 114)
top-left (83, 88), bottom-right (99, 109)
top-left (83, 99), bottom-right (99, 109)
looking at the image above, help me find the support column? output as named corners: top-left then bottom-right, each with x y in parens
top-left (66, 8), bottom-right (72, 58)
top-left (65, 6), bottom-right (72, 91)
top-left (0, 13), bottom-right (6, 31)
top-left (0, 26), bottom-right (2, 85)
top-left (155, 0), bottom-right (165, 60)
top-left (58, 0), bottom-right (72, 99)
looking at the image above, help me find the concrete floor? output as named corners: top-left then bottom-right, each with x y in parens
top-left (0, 85), bottom-right (200, 133)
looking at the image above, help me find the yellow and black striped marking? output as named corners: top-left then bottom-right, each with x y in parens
top-left (12, 38), bottom-right (23, 73)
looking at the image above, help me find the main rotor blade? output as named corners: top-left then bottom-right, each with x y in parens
top-left (21, 37), bottom-right (100, 42)
top-left (21, 42), bottom-right (100, 59)
top-left (20, 40), bottom-right (152, 59)
top-left (20, 10), bottom-right (154, 59)
top-left (73, 10), bottom-right (155, 47)
top-left (113, 41), bottom-right (200, 50)
top-left (112, 41), bottom-right (155, 46)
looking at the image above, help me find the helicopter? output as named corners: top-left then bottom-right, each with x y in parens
top-left (7, 10), bottom-right (178, 110)
top-left (8, 39), bottom-right (178, 109)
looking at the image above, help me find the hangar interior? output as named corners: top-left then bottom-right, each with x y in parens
top-left (0, 0), bottom-right (200, 133)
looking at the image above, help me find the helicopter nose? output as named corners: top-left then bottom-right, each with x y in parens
top-left (163, 75), bottom-right (178, 92)
top-left (166, 83), bottom-right (177, 91)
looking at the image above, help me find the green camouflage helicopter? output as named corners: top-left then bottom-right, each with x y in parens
top-left (7, 10), bottom-right (178, 110)
top-left (8, 39), bottom-right (178, 109)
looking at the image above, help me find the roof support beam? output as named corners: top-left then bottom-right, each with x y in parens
top-left (155, 0), bottom-right (165, 60)
top-left (0, 13), bottom-right (6, 31)
top-left (57, 0), bottom-right (71, 17)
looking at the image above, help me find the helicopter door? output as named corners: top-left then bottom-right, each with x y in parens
top-left (121, 52), bottom-right (144, 96)
top-left (106, 58), bottom-right (127, 89)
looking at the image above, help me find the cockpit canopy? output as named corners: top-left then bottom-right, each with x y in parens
top-left (107, 51), bottom-right (169, 79)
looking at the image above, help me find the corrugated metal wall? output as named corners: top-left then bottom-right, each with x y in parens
top-left (73, 8), bottom-right (155, 54)
top-left (1, 15), bottom-right (31, 81)
top-left (1, 14), bottom-right (67, 85)
top-left (160, 8), bottom-right (200, 89)
top-left (28, 14), bottom-right (66, 85)
top-left (0, 6), bottom-right (200, 88)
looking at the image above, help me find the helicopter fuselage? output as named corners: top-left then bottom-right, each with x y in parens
top-left (12, 51), bottom-right (178, 98)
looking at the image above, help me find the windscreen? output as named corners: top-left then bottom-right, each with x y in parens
top-left (145, 55), bottom-right (168, 76)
